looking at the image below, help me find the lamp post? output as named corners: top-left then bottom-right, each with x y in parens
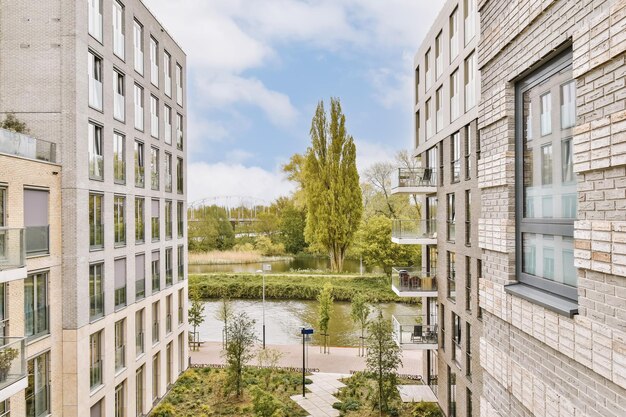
top-left (301, 328), bottom-right (314, 397)
top-left (260, 263), bottom-right (272, 349)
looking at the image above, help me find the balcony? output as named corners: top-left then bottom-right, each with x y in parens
top-left (391, 219), bottom-right (437, 245)
top-left (390, 168), bottom-right (437, 194)
top-left (0, 337), bottom-right (27, 402)
top-left (0, 129), bottom-right (56, 163)
top-left (0, 228), bottom-right (27, 283)
top-left (391, 267), bottom-right (437, 297)
top-left (392, 315), bottom-right (438, 350)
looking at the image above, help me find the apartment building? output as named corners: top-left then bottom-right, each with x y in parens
top-left (390, 0), bottom-right (482, 415)
top-left (0, 0), bottom-right (188, 416)
top-left (477, 0), bottom-right (626, 416)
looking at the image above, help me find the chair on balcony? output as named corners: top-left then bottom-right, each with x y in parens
top-left (409, 276), bottom-right (422, 290)
top-left (411, 325), bottom-right (423, 343)
top-left (425, 325), bottom-right (437, 343)
top-left (399, 270), bottom-right (410, 289)
top-left (420, 168), bottom-right (433, 186)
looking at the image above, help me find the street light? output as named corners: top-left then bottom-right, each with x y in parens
top-left (259, 263), bottom-right (272, 349)
top-left (301, 328), bottom-right (314, 397)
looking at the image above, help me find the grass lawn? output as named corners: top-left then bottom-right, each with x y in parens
top-left (150, 367), bottom-right (309, 417)
top-left (189, 272), bottom-right (413, 303)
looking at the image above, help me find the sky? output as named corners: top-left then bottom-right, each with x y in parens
top-left (144, 0), bottom-right (447, 205)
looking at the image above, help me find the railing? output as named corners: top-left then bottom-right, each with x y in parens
top-left (0, 227), bottom-right (25, 271)
top-left (114, 92), bottom-right (125, 121)
top-left (134, 48), bottom-right (144, 74)
top-left (151, 170), bottom-right (159, 190)
top-left (165, 76), bottom-right (172, 97)
top-left (134, 105), bottom-right (144, 131)
top-left (152, 273), bottom-right (160, 292)
top-left (25, 306), bottom-right (48, 338)
top-left (152, 219), bottom-right (160, 240)
top-left (164, 122), bottom-right (172, 144)
top-left (392, 315), bottom-right (438, 346)
top-left (90, 359), bottom-right (102, 389)
top-left (114, 286), bottom-right (127, 309)
top-left (391, 219), bottom-right (437, 241)
top-left (89, 153), bottom-right (104, 180)
top-left (451, 159), bottom-right (461, 183)
top-left (176, 129), bottom-right (183, 150)
top-left (0, 128), bottom-right (56, 162)
top-left (90, 223), bottom-right (104, 250)
top-left (151, 115), bottom-right (159, 138)
top-left (0, 337), bottom-right (26, 392)
top-left (136, 221), bottom-right (145, 243)
top-left (136, 331), bottom-right (145, 356)
top-left (453, 340), bottom-right (462, 368)
top-left (89, 79), bottom-right (103, 110)
top-left (178, 307), bottom-right (183, 325)
top-left (25, 225), bottom-right (49, 256)
top-left (177, 172), bottom-right (183, 194)
top-left (391, 167), bottom-right (437, 190)
top-left (25, 384), bottom-right (49, 417)
top-left (115, 345), bottom-right (126, 371)
top-left (178, 263), bottom-right (184, 278)
top-left (165, 269), bottom-right (173, 287)
top-left (135, 164), bottom-right (145, 187)
top-left (114, 222), bottom-right (126, 247)
top-left (114, 32), bottom-right (125, 58)
top-left (391, 267), bottom-right (437, 293)
top-left (90, 292), bottom-right (104, 321)
top-left (165, 173), bottom-right (172, 192)
top-left (152, 321), bottom-right (160, 343)
top-left (114, 157), bottom-right (125, 184)
top-left (178, 220), bottom-right (184, 238)
top-left (166, 314), bottom-right (172, 334)
top-left (136, 279), bottom-right (145, 299)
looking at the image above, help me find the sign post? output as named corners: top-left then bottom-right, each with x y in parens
top-left (301, 328), bottom-right (314, 397)
top-left (262, 263), bottom-right (271, 349)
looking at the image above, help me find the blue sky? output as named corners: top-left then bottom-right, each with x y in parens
top-left (145, 0), bottom-right (446, 204)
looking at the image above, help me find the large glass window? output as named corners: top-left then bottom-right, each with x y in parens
top-left (88, 51), bottom-right (103, 110)
top-left (176, 113), bottom-right (184, 150)
top-left (435, 32), bottom-right (443, 79)
top-left (465, 190), bottom-right (471, 246)
top-left (177, 245), bottom-right (184, 279)
top-left (164, 52), bottom-right (172, 97)
top-left (88, 122), bottom-right (103, 180)
top-left (135, 197), bottom-right (145, 243)
top-left (151, 147), bottom-right (160, 190)
top-left (133, 20), bottom-right (144, 74)
top-left (177, 201), bottom-right (184, 238)
top-left (450, 69), bottom-right (460, 121)
top-left (152, 301), bottom-right (160, 343)
top-left (114, 133), bottom-right (126, 184)
top-left (113, 70), bottom-right (125, 121)
top-left (436, 87), bottom-right (443, 133)
top-left (134, 84), bottom-right (144, 131)
top-left (89, 193), bottom-right (104, 249)
top-left (448, 366), bottom-right (457, 417)
top-left (465, 256), bottom-right (472, 311)
top-left (414, 67), bottom-right (419, 104)
top-left (447, 252), bottom-right (456, 301)
top-left (464, 52), bottom-right (476, 111)
top-left (136, 366), bottom-right (144, 417)
top-left (447, 193), bottom-right (455, 242)
top-left (115, 319), bottom-right (126, 371)
top-left (151, 199), bottom-right (160, 241)
top-left (164, 105), bottom-right (172, 145)
top-left (464, 0), bottom-right (476, 45)
top-left (115, 381), bottom-right (125, 417)
top-left (451, 133), bottom-right (461, 183)
top-left (152, 250), bottom-right (160, 292)
top-left (517, 52), bottom-right (577, 299)
top-left (176, 64), bottom-right (183, 106)
top-left (450, 7), bottom-right (459, 60)
top-left (24, 189), bottom-right (49, 255)
top-left (152, 352), bottom-right (160, 401)
top-left (26, 352), bottom-right (50, 417)
top-left (88, 0), bottom-right (103, 41)
top-left (425, 49), bottom-right (432, 90)
top-left (136, 309), bottom-right (145, 356)
top-left (89, 263), bottom-right (104, 321)
top-left (114, 258), bottom-right (127, 309)
top-left (150, 37), bottom-right (159, 86)
top-left (150, 96), bottom-right (159, 139)
top-left (465, 124), bottom-right (472, 179)
top-left (165, 201), bottom-right (173, 239)
top-left (134, 140), bottom-right (144, 187)
top-left (177, 158), bottom-right (184, 194)
top-left (112, 0), bottom-right (125, 59)
top-left (165, 248), bottom-right (173, 287)
top-left (25, 272), bottom-right (48, 338)
top-left (114, 196), bottom-right (126, 246)
top-left (425, 99), bottom-right (432, 138)
top-left (135, 254), bottom-right (145, 300)
top-left (165, 153), bottom-right (172, 192)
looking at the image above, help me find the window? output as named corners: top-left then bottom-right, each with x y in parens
top-left (114, 195), bottom-right (126, 246)
top-left (134, 84), bottom-right (144, 130)
top-left (88, 0), bottom-right (103, 41)
top-left (425, 49), bottom-right (432, 90)
top-left (448, 366), bottom-right (457, 417)
top-left (114, 320), bottom-right (126, 372)
top-left (465, 125), bottom-right (472, 179)
top-left (425, 98), bottom-right (433, 138)
top-left (177, 245), bottom-right (184, 279)
top-left (113, 133), bottom-right (126, 184)
top-left (561, 80), bottom-right (576, 129)
top-left (426, 196), bottom-right (437, 246)
top-left (24, 189), bottom-right (50, 255)
top-left (25, 272), bottom-right (48, 338)
top-left (88, 51), bottom-right (103, 110)
top-left (165, 247), bottom-right (173, 286)
top-left (165, 201), bottom-right (173, 239)
top-left (451, 132), bottom-right (461, 182)
top-left (88, 122), bottom-right (104, 180)
top-left (178, 289), bottom-right (184, 324)
top-left (450, 69), bottom-right (460, 121)
top-left (150, 95), bottom-right (159, 138)
top-left (439, 143), bottom-right (444, 184)
top-left (415, 67), bottom-right (419, 104)
top-left (114, 257), bottom-right (127, 309)
top-left (176, 113), bottom-right (184, 150)
top-left (178, 332), bottom-right (185, 374)
top-left (450, 7), bottom-right (459, 60)
top-left (440, 304), bottom-right (445, 351)
top-left (415, 111), bottom-right (420, 146)
top-left (89, 193), bottom-right (104, 249)
top-left (177, 201), bottom-right (184, 238)
top-left (165, 153), bottom-right (172, 192)
top-left (112, 0), bottom-right (125, 59)
top-left (464, 52), bottom-right (476, 111)
top-left (115, 381), bottom-right (126, 417)
top-left (447, 252), bottom-right (456, 300)
top-left (176, 158), bottom-right (184, 194)
top-left (465, 190), bottom-right (471, 246)
top-left (136, 309), bottom-right (145, 356)
top-left (150, 37), bottom-right (159, 86)
top-left (136, 366), bottom-right (145, 417)
top-left (151, 199), bottom-right (160, 241)
top-left (95, 334), bottom-right (118, 392)
top-left (114, 70), bottom-right (125, 121)
top-left (152, 301), bottom-right (160, 343)
top-left (447, 193), bottom-right (455, 242)
top-left (166, 342), bottom-right (173, 387)
top-left (435, 32), bottom-right (443, 79)
top-left (135, 253), bottom-right (145, 300)
top-left (152, 352), bottom-right (160, 403)
top-left (91, 401), bottom-right (102, 417)
top-left (151, 147), bottom-right (160, 190)
top-left (436, 87), bottom-right (443, 133)
top-left (135, 197), bottom-right (145, 243)
top-left (133, 20), bottom-right (144, 74)
top-left (164, 51), bottom-right (172, 97)
top-left (466, 322), bottom-right (472, 377)
top-left (0, 187), bottom-right (4, 227)
top-left (517, 52), bottom-right (578, 301)
top-left (89, 263), bottom-right (104, 320)
top-left (26, 352), bottom-right (50, 417)
top-left (151, 250), bottom-right (160, 292)
top-left (452, 313), bottom-right (461, 368)
top-left (166, 294), bottom-right (172, 333)
top-left (176, 64), bottom-right (183, 106)
top-left (465, 256), bottom-right (472, 311)
top-left (164, 105), bottom-right (172, 145)
top-left (134, 140), bottom-right (145, 187)
top-left (464, 0), bottom-right (476, 45)
top-left (467, 388), bottom-right (473, 417)
top-left (428, 350), bottom-right (438, 397)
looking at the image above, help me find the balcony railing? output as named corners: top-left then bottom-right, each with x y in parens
top-left (390, 167), bottom-right (437, 193)
top-left (152, 321), bottom-right (160, 343)
top-left (134, 105), bottom-right (144, 131)
top-left (136, 279), bottom-right (145, 300)
top-left (134, 48), bottom-right (144, 74)
top-left (25, 384), bottom-right (49, 417)
top-left (0, 337), bottom-right (26, 392)
top-left (89, 153), bottom-right (104, 180)
top-left (178, 263), bottom-right (184, 279)
top-left (164, 123), bottom-right (172, 144)
top-left (114, 286), bottom-right (127, 310)
top-left (114, 93), bottom-right (125, 121)
top-left (136, 331), bottom-right (145, 356)
top-left (391, 219), bottom-right (437, 243)
top-left (0, 228), bottom-right (25, 271)
top-left (114, 32), bottom-right (125, 58)
top-left (90, 292), bottom-right (104, 321)
top-left (391, 267), bottom-right (437, 295)
top-left (392, 315), bottom-right (438, 349)
top-left (165, 76), bottom-right (172, 97)
top-left (176, 129), bottom-right (183, 150)
top-left (25, 306), bottom-right (48, 339)
top-left (151, 115), bottom-right (159, 138)
top-left (25, 226), bottom-right (49, 256)
top-left (0, 128), bottom-right (56, 163)
top-left (178, 307), bottom-right (183, 325)
top-left (165, 269), bottom-right (173, 287)
top-left (152, 273), bottom-right (160, 293)
top-left (90, 359), bottom-right (102, 389)
top-left (89, 79), bottom-right (103, 110)
top-left (135, 165), bottom-right (145, 187)
top-left (90, 223), bottom-right (104, 250)
top-left (115, 345), bottom-right (125, 371)
top-left (166, 313), bottom-right (172, 334)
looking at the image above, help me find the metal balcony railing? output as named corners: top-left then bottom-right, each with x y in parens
top-left (90, 359), bottom-right (102, 389)
top-left (90, 223), bottom-right (104, 250)
top-left (114, 286), bottom-right (127, 309)
top-left (0, 227), bottom-right (25, 271)
top-left (136, 331), bottom-right (144, 356)
top-left (0, 337), bottom-right (26, 392)
top-left (391, 219), bottom-right (437, 241)
top-left (25, 384), bottom-right (49, 417)
top-left (391, 167), bottom-right (437, 190)
top-left (136, 279), bottom-right (145, 300)
top-left (0, 129), bottom-right (56, 163)
top-left (115, 345), bottom-right (126, 371)
top-left (152, 273), bottom-right (160, 293)
top-left (392, 315), bottom-right (438, 347)
top-left (90, 292), bottom-right (104, 321)
top-left (391, 267), bottom-right (437, 294)
top-left (114, 93), bottom-right (125, 121)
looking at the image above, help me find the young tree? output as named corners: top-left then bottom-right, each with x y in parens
top-left (187, 291), bottom-right (205, 351)
top-left (350, 292), bottom-right (370, 357)
top-left (366, 311), bottom-right (402, 416)
top-left (302, 98), bottom-right (362, 272)
top-left (317, 282), bottom-right (334, 354)
top-left (215, 297), bottom-right (234, 349)
top-left (224, 312), bottom-right (258, 398)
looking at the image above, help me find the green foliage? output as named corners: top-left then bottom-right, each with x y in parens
top-left (302, 98), bottom-right (363, 272)
top-left (254, 235), bottom-right (286, 256)
top-left (188, 205), bottom-right (235, 251)
top-left (224, 312), bottom-right (258, 398)
top-left (253, 212), bottom-right (280, 236)
top-left (188, 291), bottom-right (205, 350)
top-left (1, 113), bottom-right (29, 133)
top-left (252, 387), bottom-right (285, 417)
top-left (352, 215), bottom-right (420, 273)
top-left (215, 297), bottom-right (234, 347)
top-left (317, 282), bottom-right (334, 353)
top-left (277, 203), bottom-right (308, 254)
top-left (151, 403), bottom-right (177, 417)
top-left (350, 292), bottom-right (370, 356)
top-left (411, 402), bottom-right (443, 417)
top-left (366, 311), bottom-right (402, 415)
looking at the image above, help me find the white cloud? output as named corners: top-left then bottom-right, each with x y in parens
top-left (187, 162), bottom-right (295, 204)
top-left (354, 140), bottom-right (396, 174)
top-left (225, 149), bottom-right (254, 164)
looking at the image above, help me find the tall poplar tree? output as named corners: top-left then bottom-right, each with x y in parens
top-left (303, 98), bottom-right (362, 272)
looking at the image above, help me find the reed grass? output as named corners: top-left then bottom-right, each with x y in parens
top-left (188, 250), bottom-right (293, 265)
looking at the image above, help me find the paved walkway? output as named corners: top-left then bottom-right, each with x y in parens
top-left (290, 372), bottom-right (350, 417)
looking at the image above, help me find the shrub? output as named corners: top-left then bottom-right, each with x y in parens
top-left (252, 387), bottom-right (285, 417)
top-left (254, 236), bottom-right (286, 256)
top-left (412, 401), bottom-right (443, 417)
top-left (151, 403), bottom-right (177, 417)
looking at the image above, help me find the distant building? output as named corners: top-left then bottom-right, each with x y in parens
top-left (0, 0), bottom-right (188, 415)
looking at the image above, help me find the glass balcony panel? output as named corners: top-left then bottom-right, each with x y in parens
top-left (136, 332), bottom-right (144, 355)
top-left (89, 154), bottom-right (104, 180)
top-left (0, 129), bottom-right (56, 162)
top-left (391, 315), bottom-right (438, 349)
top-left (114, 32), bottom-right (125, 58)
top-left (25, 226), bottom-right (49, 256)
top-left (114, 286), bottom-right (127, 309)
top-left (391, 167), bottom-right (438, 193)
top-left (134, 49), bottom-right (144, 74)
top-left (136, 279), bottom-right (145, 299)
top-left (0, 228), bottom-right (25, 271)
top-left (391, 219), bottom-right (437, 242)
top-left (90, 292), bottom-right (104, 321)
top-left (115, 345), bottom-right (125, 371)
top-left (114, 93), bottom-right (125, 121)
top-left (89, 79), bottom-right (103, 110)
top-left (0, 337), bottom-right (26, 391)
top-left (391, 267), bottom-right (437, 295)
top-left (90, 359), bottom-right (102, 389)
top-left (164, 123), bottom-right (172, 144)
top-left (90, 224), bottom-right (104, 250)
